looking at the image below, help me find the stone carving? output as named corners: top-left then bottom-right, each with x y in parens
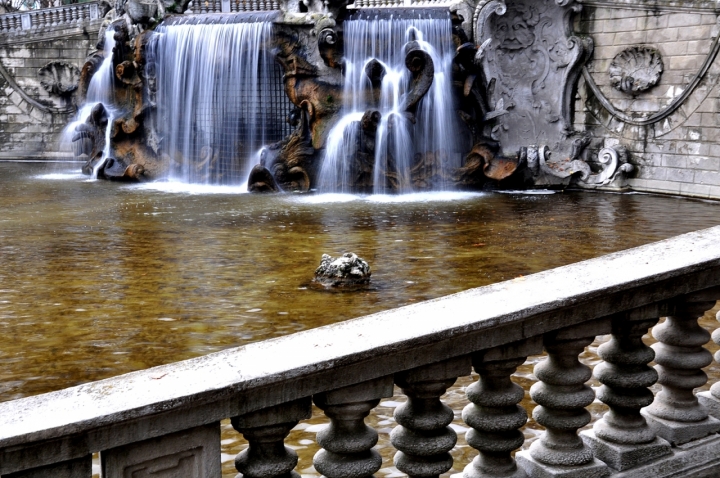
top-left (100, 424), bottom-right (221, 478)
top-left (474, 0), bottom-right (594, 187)
top-left (313, 253), bottom-right (371, 288)
top-left (609, 47), bottom-right (663, 94)
top-left (37, 61), bottom-right (80, 96)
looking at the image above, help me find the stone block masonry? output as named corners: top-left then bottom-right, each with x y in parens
top-left (576, 0), bottom-right (720, 200)
top-left (0, 15), bottom-right (101, 160)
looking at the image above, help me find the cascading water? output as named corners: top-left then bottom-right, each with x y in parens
top-left (150, 13), bottom-right (281, 185)
top-left (319, 10), bottom-right (463, 194)
top-left (63, 28), bottom-right (117, 177)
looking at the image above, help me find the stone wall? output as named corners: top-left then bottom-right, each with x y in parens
top-left (575, 0), bottom-right (720, 199)
top-left (0, 17), bottom-right (102, 160)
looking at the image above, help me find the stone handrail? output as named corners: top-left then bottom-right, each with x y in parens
top-left (187, 0), bottom-right (280, 14)
top-left (0, 1), bottom-right (100, 33)
top-left (1, 226), bottom-right (720, 477)
top-left (349, 0), bottom-right (455, 8)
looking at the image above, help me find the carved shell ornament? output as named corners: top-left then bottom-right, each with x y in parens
top-left (608, 47), bottom-right (663, 94)
top-left (38, 61), bottom-right (81, 97)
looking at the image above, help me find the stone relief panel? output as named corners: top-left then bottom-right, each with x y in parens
top-left (476, 0), bottom-right (591, 162)
top-left (608, 46), bottom-right (663, 94)
top-left (101, 423), bottom-right (221, 478)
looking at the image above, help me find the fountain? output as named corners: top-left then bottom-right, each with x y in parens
top-left (67, 0), bottom-right (634, 192)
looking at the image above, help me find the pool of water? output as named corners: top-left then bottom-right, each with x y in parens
top-left (2, 161), bottom-right (720, 401)
top-left (3, 162), bottom-right (720, 476)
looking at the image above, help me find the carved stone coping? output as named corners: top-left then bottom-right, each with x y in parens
top-left (1, 226), bottom-right (720, 474)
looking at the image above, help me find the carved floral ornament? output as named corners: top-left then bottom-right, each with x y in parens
top-left (38, 61), bottom-right (81, 97)
top-left (608, 46), bottom-right (663, 94)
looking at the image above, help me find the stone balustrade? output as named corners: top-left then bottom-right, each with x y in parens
top-left (1, 226), bottom-right (720, 477)
top-left (349, 0), bottom-right (455, 8)
top-left (0, 2), bottom-right (100, 33)
top-left (187, 0), bottom-right (281, 15)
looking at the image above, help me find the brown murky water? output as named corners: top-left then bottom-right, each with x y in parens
top-left (1, 162), bottom-right (720, 476)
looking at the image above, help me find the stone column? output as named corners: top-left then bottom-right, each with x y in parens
top-left (642, 290), bottom-right (720, 445)
top-left (463, 338), bottom-right (542, 478)
top-left (231, 398), bottom-right (312, 478)
top-left (313, 376), bottom-right (394, 478)
top-left (391, 356), bottom-right (471, 478)
top-left (516, 320), bottom-right (611, 478)
top-left (698, 310), bottom-right (720, 418)
top-left (581, 311), bottom-right (671, 471)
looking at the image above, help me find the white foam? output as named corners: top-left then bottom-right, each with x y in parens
top-left (128, 181), bottom-right (249, 195)
top-left (497, 189), bottom-right (556, 195)
top-left (366, 191), bottom-right (484, 203)
top-left (34, 173), bottom-right (86, 181)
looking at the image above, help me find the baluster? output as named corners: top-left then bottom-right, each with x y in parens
top-left (391, 356), bottom-right (471, 478)
top-left (0, 17), bottom-right (7, 32)
top-left (51, 9), bottom-right (58, 26)
top-left (516, 320), bottom-right (611, 478)
top-left (699, 309), bottom-right (720, 418)
top-left (231, 398), bottom-right (312, 478)
top-left (313, 376), bottom-right (394, 478)
top-left (581, 308), bottom-right (671, 471)
top-left (463, 338), bottom-right (541, 478)
top-left (643, 289), bottom-right (720, 445)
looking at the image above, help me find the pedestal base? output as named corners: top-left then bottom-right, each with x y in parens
top-left (697, 391), bottom-right (720, 420)
top-left (580, 430), bottom-right (671, 471)
top-left (641, 409), bottom-right (720, 445)
top-left (515, 451), bottom-right (610, 478)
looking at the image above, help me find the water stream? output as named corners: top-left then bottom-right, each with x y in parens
top-left (150, 13), bottom-right (277, 185)
top-left (319, 10), bottom-right (464, 194)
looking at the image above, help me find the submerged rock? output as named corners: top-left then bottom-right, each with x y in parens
top-left (313, 253), bottom-right (371, 288)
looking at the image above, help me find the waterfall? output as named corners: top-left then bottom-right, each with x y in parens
top-left (150, 13), bottom-right (279, 185)
top-left (64, 28), bottom-right (118, 177)
top-left (319, 10), bottom-right (463, 194)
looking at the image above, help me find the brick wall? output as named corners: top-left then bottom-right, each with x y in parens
top-left (575, 1), bottom-right (720, 199)
top-left (0, 22), bottom-right (101, 160)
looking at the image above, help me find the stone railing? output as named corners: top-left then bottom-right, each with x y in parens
top-left (2, 226), bottom-right (720, 477)
top-left (187, 0), bottom-right (280, 14)
top-left (0, 1), bottom-right (100, 33)
top-left (348, 0), bottom-right (455, 8)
